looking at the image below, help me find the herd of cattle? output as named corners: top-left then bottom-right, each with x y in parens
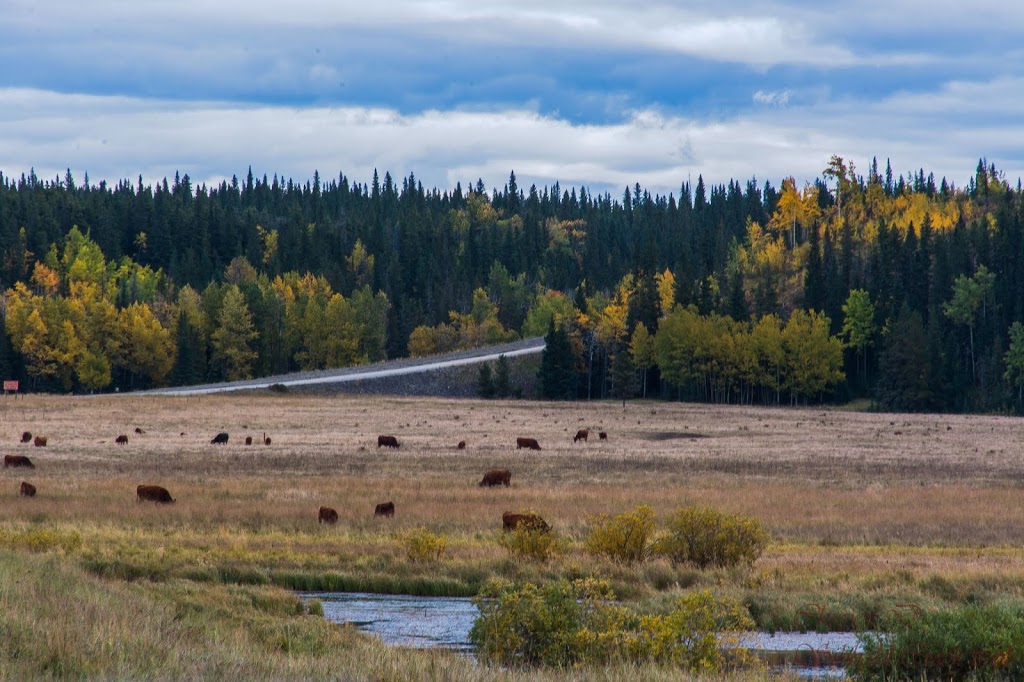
top-left (5, 425), bottom-right (609, 534)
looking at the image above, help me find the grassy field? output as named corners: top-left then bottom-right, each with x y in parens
top-left (3, 392), bottom-right (1024, 678)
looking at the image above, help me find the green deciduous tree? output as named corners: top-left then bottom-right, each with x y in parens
top-left (841, 288), bottom-right (876, 386)
top-left (629, 322), bottom-right (656, 398)
top-left (943, 265), bottom-right (995, 385)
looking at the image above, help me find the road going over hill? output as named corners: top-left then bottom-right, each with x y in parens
top-left (144, 337), bottom-right (545, 396)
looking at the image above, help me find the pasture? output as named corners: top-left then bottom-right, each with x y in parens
top-left (3, 392), bottom-right (1024, 679)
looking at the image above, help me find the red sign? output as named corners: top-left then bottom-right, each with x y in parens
top-left (3, 381), bottom-right (18, 392)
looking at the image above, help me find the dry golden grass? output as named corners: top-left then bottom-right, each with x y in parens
top-left (3, 393), bottom-right (1024, 545)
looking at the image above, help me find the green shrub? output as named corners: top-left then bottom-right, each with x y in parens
top-left (584, 504), bottom-right (656, 564)
top-left (499, 525), bottom-right (562, 563)
top-left (654, 505), bottom-right (768, 570)
top-left (401, 527), bottom-right (447, 563)
top-left (853, 604), bottom-right (1024, 680)
top-left (470, 579), bottom-right (755, 671)
top-left (306, 599), bottom-right (324, 617)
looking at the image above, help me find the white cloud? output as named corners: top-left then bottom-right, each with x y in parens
top-left (2, 82), bottom-right (1022, 198)
top-left (753, 89), bottom-right (792, 106)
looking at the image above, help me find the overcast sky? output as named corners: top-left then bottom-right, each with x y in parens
top-left (2, 1), bottom-right (1022, 197)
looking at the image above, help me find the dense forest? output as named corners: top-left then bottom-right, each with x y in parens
top-left (1, 157), bottom-right (1023, 413)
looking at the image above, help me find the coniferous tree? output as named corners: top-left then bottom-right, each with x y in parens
top-left (477, 363), bottom-right (495, 398)
top-left (876, 305), bottom-right (934, 411)
top-left (494, 354), bottom-right (512, 398)
top-left (538, 321), bottom-right (579, 400)
top-left (210, 285), bottom-right (259, 381)
top-left (610, 352), bottom-right (637, 407)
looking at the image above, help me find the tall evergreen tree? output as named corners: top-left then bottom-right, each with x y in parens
top-left (538, 321), bottom-right (579, 400)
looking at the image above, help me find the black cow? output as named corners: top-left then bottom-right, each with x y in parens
top-left (319, 506), bottom-right (339, 524)
top-left (374, 501), bottom-right (395, 517)
top-left (4, 454), bottom-right (34, 469)
top-left (137, 484), bottom-right (174, 503)
top-left (211, 432), bottom-right (229, 444)
top-left (377, 435), bottom-right (400, 449)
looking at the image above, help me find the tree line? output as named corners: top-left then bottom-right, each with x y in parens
top-left (2, 158), bottom-right (1024, 412)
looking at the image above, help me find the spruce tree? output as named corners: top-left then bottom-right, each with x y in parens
top-left (610, 352), bottom-right (637, 407)
top-left (477, 363), bottom-right (495, 398)
top-left (494, 354), bottom-right (512, 398)
top-left (539, 321), bottom-right (579, 400)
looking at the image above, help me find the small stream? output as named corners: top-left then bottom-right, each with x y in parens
top-left (301, 592), bottom-right (478, 651)
top-left (302, 591), bottom-right (865, 678)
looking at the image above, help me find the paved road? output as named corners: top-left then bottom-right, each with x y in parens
top-left (146, 337), bottom-right (546, 396)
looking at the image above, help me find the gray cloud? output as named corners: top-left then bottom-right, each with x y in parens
top-left (3, 80), bottom-right (1021, 198)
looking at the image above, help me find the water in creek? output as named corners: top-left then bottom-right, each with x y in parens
top-left (303, 591), bottom-right (865, 678)
top-left (301, 592), bottom-right (478, 651)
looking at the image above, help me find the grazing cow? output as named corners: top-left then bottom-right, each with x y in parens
top-left (20, 431), bottom-right (31, 443)
top-left (115, 434), bottom-right (129, 445)
top-left (457, 441), bottom-right (466, 449)
top-left (318, 506), bottom-right (338, 524)
top-left (374, 501), bottom-right (395, 517)
top-left (4, 455), bottom-right (34, 469)
top-left (479, 468), bottom-right (512, 487)
top-left (136, 484), bottom-right (174, 503)
top-left (377, 435), bottom-right (400, 449)
top-left (211, 432), bottom-right (229, 444)
top-left (19, 481), bottom-right (36, 497)
top-left (573, 429), bottom-right (589, 443)
top-left (245, 436), bottom-right (253, 445)
top-left (134, 427), bottom-right (146, 434)
top-left (502, 511), bottom-right (551, 533)
top-left (599, 432), bottom-right (608, 441)
top-left (516, 437), bottom-right (541, 450)
top-left (33, 435), bottom-right (47, 447)
top-left (264, 433), bottom-right (271, 445)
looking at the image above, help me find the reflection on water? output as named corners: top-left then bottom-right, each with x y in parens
top-left (300, 592), bottom-right (478, 650)
top-left (304, 591), bottom-right (865, 678)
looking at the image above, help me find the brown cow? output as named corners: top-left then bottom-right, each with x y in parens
top-left (516, 437), bottom-right (541, 450)
top-left (457, 440), bottom-right (466, 450)
top-left (115, 434), bottom-right (129, 445)
top-left (4, 454), bottom-right (34, 469)
top-left (19, 481), bottom-right (36, 497)
top-left (245, 436), bottom-right (253, 445)
top-left (479, 469), bottom-right (512, 487)
top-left (20, 431), bottom-right (31, 443)
top-left (374, 501), bottom-right (395, 517)
top-left (377, 435), bottom-right (400, 449)
top-left (502, 511), bottom-right (551, 533)
top-left (211, 432), bottom-right (229, 444)
top-left (573, 429), bottom-right (589, 443)
top-left (137, 484), bottom-right (174, 503)
top-left (599, 431), bottom-right (608, 440)
top-left (318, 506), bottom-right (338, 524)
top-left (33, 435), bottom-right (47, 447)
top-left (263, 433), bottom-right (271, 445)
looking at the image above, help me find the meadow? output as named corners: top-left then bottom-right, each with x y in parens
top-left (3, 392), bottom-right (1024, 679)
